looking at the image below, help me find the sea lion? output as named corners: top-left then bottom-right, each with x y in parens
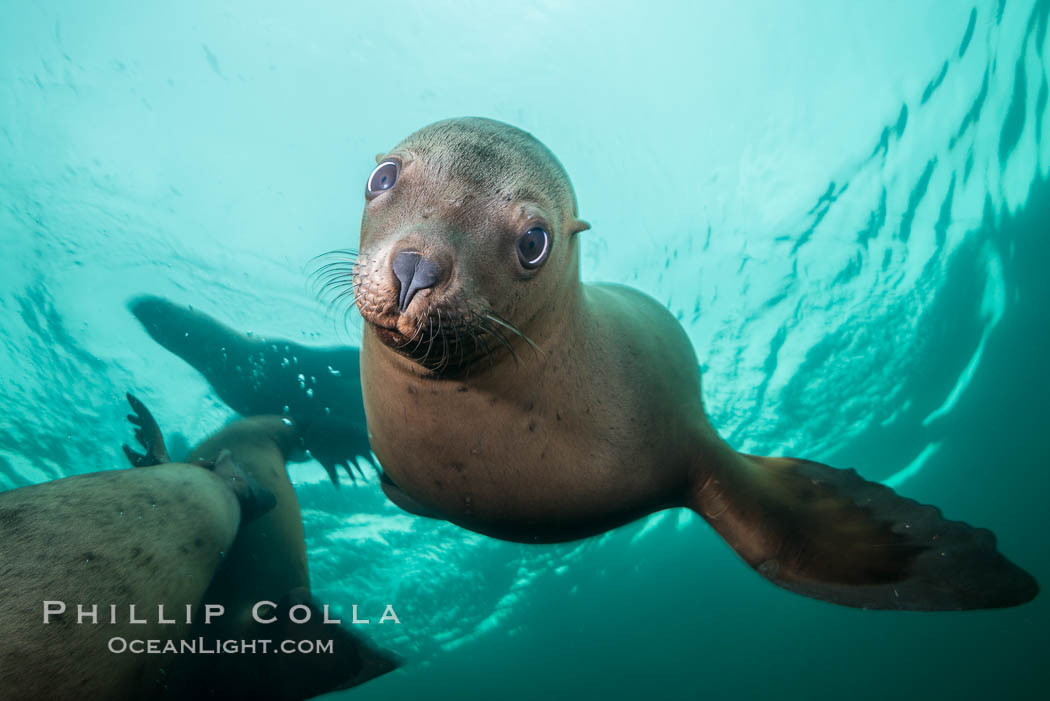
top-left (0, 407), bottom-right (271, 698)
top-left (126, 398), bottom-right (399, 699)
top-left (0, 396), bottom-right (397, 700)
top-left (129, 296), bottom-right (374, 484)
top-left (130, 117), bottom-right (1037, 611)
top-left (347, 117), bottom-right (1037, 610)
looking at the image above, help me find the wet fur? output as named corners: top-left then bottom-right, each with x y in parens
top-left (0, 464), bottom-right (240, 698)
top-left (356, 118), bottom-right (1037, 610)
top-left (0, 417), bottom-right (397, 699)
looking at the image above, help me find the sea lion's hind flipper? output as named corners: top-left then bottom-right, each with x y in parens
top-left (317, 458), bottom-right (366, 487)
top-left (274, 588), bottom-right (400, 697)
top-left (129, 296), bottom-right (240, 383)
top-left (122, 392), bottom-right (171, 467)
top-left (128, 296), bottom-right (271, 417)
top-left (689, 456), bottom-right (1039, 610)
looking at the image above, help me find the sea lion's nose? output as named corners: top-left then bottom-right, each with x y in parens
top-left (392, 250), bottom-right (442, 312)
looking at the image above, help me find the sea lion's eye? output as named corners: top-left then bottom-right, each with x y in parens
top-left (516, 227), bottom-right (550, 269)
top-left (366, 160), bottom-right (400, 199)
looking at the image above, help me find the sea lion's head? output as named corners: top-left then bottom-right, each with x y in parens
top-left (338, 117), bottom-right (589, 375)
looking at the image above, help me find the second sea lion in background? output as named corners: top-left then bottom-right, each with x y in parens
top-left (129, 296), bottom-right (373, 484)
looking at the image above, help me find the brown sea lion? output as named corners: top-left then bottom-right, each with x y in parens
top-left (0, 396), bottom-right (397, 700)
top-left (336, 116), bottom-right (1037, 611)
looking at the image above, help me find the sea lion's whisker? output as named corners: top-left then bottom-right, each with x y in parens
top-left (424, 317), bottom-right (436, 367)
top-left (311, 269), bottom-right (360, 311)
top-left (340, 296), bottom-right (366, 333)
top-left (454, 319), bottom-right (467, 368)
top-left (322, 282), bottom-right (365, 312)
top-left (407, 309), bottom-right (429, 349)
top-left (321, 285), bottom-right (354, 308)
top-left (307, 248), bottom-right (360, 267)
top-left (314, 270), bottom-right (356, 287)
top-left (480, 320), bottom-right (522, 366)
top-left (308, 263), bottom-right (359, 290)
top-left (471, 326), bottom-right (496, 367)
top-left (437, 310), bottom-right (450, 373)
top-left (310, 260), bottom-right (358, 278)
top-left (485, 313), bottom-right (543, 357)
top-left (314, 272), bottom-right (358, 295)
top-left (325, 291), bottom-right (357, 317)
top-left (394, 313), bottom-right (427, 350)
top-left (318, 280), bottom-right (357, 300)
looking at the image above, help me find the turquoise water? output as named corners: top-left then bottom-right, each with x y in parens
top-left (1, 0), bottom-right (1048, 698)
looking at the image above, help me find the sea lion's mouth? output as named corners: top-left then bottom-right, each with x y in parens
top-left (310, 248), bottom-right (541, 375)
top-left (365, 309), bottom-right (491, 375)
top-left (363, 305), bottom-right (542, 377)
top-left (371, 323), bottom-right (410, 347)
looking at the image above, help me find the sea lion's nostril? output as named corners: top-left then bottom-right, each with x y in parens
top-left (392, 250), bottom-right (442, 312)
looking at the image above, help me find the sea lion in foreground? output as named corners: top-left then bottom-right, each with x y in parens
top-left (346, 117), bottom-right (1038, 610)
top-left (0, 397), bottom-right (397, 700)
top-left (132, 117), bottom-right (1037, 610)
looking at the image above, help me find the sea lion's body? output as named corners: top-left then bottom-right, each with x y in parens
top-left (363, 282), bottom-right (709, 542)
top-left (0, 411), bottom-right (397, 700)
top-left (133, 117), bottom-right (1037, 612)
top-left (0, 458), bottom-right (242, 698)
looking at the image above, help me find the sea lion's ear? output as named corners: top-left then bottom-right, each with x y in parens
top-left (569, 219), bottom-right (590, 235)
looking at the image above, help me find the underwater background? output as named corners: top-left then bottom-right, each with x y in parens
top-left (1, 0), bottom-right (1047, 699)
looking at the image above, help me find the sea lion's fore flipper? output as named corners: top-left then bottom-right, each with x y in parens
top-left (273, 588), bottom-right (400, 696)
top-left (211, 450), bottom-right (278, 523)
top-left (122, 392), bottom-right (171, 466)
top-left (689, 456), bottom-right (1038, 610)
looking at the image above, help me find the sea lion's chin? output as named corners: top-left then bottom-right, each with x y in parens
top-left (369, 321), bottom-right (413, 350)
